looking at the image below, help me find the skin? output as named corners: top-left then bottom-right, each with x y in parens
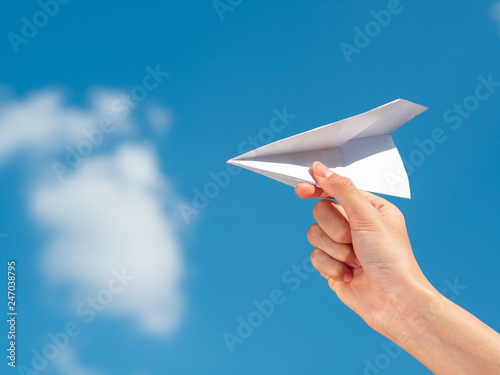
top-left (296, 161), bottom-right (500, 375)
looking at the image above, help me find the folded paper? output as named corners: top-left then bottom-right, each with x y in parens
top-left (227, 99), bottom-right (428, 199)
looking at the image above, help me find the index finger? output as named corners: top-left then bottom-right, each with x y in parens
top-left (294, 182), bottom-right (329, 199)
top-left (295, 182), bottom-right (349, 220)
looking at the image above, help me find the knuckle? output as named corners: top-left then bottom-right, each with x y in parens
top-left (307, 223), bottom-right (320, 242)
top-left (393, 207), bottom-right (406, 223)
top-left (334, 224), bottom-right (351, 243)
top-left (312, 199), bottom-right (331, 219)
top-left (384, 203), bottom-right (406, 225)
top-left (337, 176), bottom-right (356, 192)
top-left (393, 209), bottom-right (405, 224)
top-left (310, 248), bottom-right (322, 267)
top-left (326, 262), bottom-right (343, 279)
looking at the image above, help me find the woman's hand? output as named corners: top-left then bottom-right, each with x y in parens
top-left (296, 161), bottom-right (500, 375)
top-left (296, 161), bottom-right (433, 335)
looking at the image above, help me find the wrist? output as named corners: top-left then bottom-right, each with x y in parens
top-left (375, 276), bottom-right (444, 350)
top-left (371, 274), bottom-right (500, 375)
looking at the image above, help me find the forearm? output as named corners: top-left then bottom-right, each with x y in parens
top-left (384, 281), bottom-right (500, 375)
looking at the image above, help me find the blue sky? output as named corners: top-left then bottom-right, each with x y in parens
top-left (1, 1), bottom-right (500, 374)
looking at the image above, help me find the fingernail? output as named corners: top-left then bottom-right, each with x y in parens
top-left (354, 257), bottom-right (361, 267)
top-left (313, 161), bottom-right (333, 178)
top-left (343, 270), bottom-right (353, 283)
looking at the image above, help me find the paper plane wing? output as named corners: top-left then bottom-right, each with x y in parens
top-left (227, 99), bottom-right (428, 199)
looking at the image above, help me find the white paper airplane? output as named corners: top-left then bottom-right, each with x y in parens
top-left (227, 99), bottom-right (428, 199)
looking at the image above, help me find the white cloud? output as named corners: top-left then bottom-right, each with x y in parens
top-left (0, 87), bottom-right (186, 336)
top-left (0, 88), bottom-right (185, 375)
top-left (31, 143), bottom-right (185, 335)
top-left (0, 88), bottom-right (131, 165)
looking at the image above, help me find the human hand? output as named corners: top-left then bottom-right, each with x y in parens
top-left (296, 161), bottom-right (433, 336)
top-left (297, 162), bottom-right (500, 374)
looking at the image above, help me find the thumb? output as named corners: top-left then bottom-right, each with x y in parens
top-left (311, 161), bottom-right (379, 230)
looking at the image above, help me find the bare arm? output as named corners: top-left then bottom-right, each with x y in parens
top-left (296, 161), bottom-right (500, 375)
